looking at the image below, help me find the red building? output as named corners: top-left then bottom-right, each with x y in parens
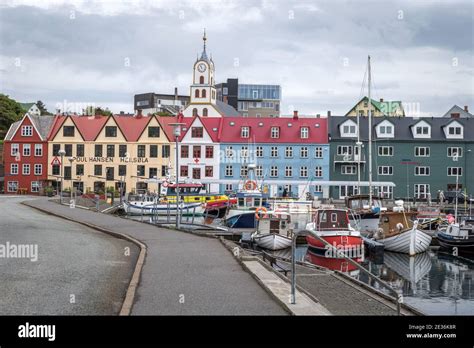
top-left (3, 114), bottom-right (55, 194)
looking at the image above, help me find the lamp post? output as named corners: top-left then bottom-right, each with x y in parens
top-left (453, 153), bottom-right (459, 223)
top-left (169, 122), bottom-right (185, 229)
top-left (68, 156), bottom-right (74, 191)
top-left (58, 149), bottom-right (66, 203)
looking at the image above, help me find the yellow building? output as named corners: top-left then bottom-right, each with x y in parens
top-left (346, 97), bottom-right (405, 117)
top-left (47, 114), bottom-right (175, 194)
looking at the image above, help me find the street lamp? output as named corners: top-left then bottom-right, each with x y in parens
top-left (58, 149), bottom-right (66, 204)
top-left (453, 153), bottom-right (459, 223)
top-left (169, 122), bottom-right (185, 229)
top-left (68, 156), bottom-right (74, 193)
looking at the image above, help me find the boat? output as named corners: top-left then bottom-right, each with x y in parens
top-left (123, 194), bottom-right (204, 216)
top-left (417, 205), bottom-right (447, 237)
top-left (437, 218), bottom-right (474, 254)
top-left (346, 194), bottom-right (386, 234)
top-left (373, 203), bottom-right (432, 255)
top-left (251, 211), bottom-right (293, 250)
top-left (203, 196), bottom-right (237, 219)
top-left (270, 198), bottom-right (314, 215)
top-left (305, 208), bottom-right (363, 257)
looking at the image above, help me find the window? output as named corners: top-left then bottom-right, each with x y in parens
top-left (195, 90), bottom-right (200, 98)
top-left (11, 144), bottom-right (19, 156)
top-left (94, 165), bottom-right (102, 176)
top-left (181, 145), bottom-right (189, 158)
top-left (162, 145), bottom-right (170, 158)
top-left (271, 127), bottom-right (280, 138)
top-left (150, 145), bottom-right (158, 158)
top-left (225, 165), bottom-right (233, 176)
top-left (199, 76), bottom-right (204, 84)
top-left (378, 166), bottom-right (393, 175)
top-left (379, 125), bottom-right (393, 135)
top-left (149, 167), bottom-right (158, 179)
top-left (415, 166), bottom-right (430, 176)
top-left (64, 167), bottom-right (71, 180)
top-left (341, 123), bottom-right (357, 136)
top-left (119, 145), bottom-right (127, 157)
top-left (270, 166), bottom-right (278, 178)
top-left (107, 144), bottom-right (115, 157)
top-left (240, 146), bottom-right (249, 158)
top-left (105, 126), bottom-right (117, 137)
top-left (341, 165), bottom-right (356, 175)
top-left (202, 108), bottom-right (208, 117)
top-left (76, 144), bottom-right (84, 157)
top-left (192, 168), bottom-right (201, 179)
top-left (448, 126), bottom-right (462, 135)
top-left (416, 126), bottom-right (429, 135)
top-left (378, 186), bottom-right (393, 199)
top-left (21, 125), bottom-right (33, 136)
top-left (52, 165), bottom-right (60, 176)
top-left (205, 166), bottom-right (213, 177)
top-left (205, 146), bottom-right (214, 159)
top-left (252, 90), bottom-right (258, 99)
top-left (11, 163), bottom-right (18, 175)
top-left (22, 164), bottom-right (30, 175)
top-left (448, 167), bottom-right (462, 176)
top-left (31, 181), bottom-right (40, 193)
top-left (34, 164), bottom-right (42, 175)
top-left (447, 147), bottom-right (463, 158)
top-left (63, 126), bottom-right (75, 137)
top-left (193, 145), bottom-right (201, 158)
top-left (192, 108), bottom-right (198, 116)
top-left (256, 146), bottom-right (263, 157)
top-left (7, 181), bottom-right (18, 192)
top-left (95, 144), bottom-right (103, 157)
top-left (300, 127), bottom-right (309, 139)
top-left (285, 166), bottom-right (293, 177)
top-left (137, 145), bottom-right (146, 158)
top-left (414, 147), bottom-right (430, 157)
top-left (105, 167), bottom-right (114, 181)
top-left (202, 89), bottom-right (206, 98)
top-left (285, 146), bottom-right (293, 158)
top-left (240, 165), bottom-right (248, 177)
top-left (118, 165), bottom-right (126, 176)
top-left (23, 144), bottom-right (31, 156)
top-left (64, 144), bottom-right (72, 157)
top-left (315, 147), bottom-right (323, 158)
top-left (414, 184), bottom-right (430, 199)
top-left (225, 184), bottom-right (233, 191)
top-left (225, 146), bottom-right (234, 158)
top-left (53, 144), bottom-right (60, 156)
top-left (33, 144), bottom-right (42, 156)
top-left (241, 126), bottom-right (249, 138)
top-left (148, 126), bottom-right (160, 138)
top-left (191, 127), bottom-right (203, 138)
top-left (271, 146), bottom-right (278, 157)
top-left (180, 166), bottom-right (188, 177)
top-left (76, 164), bottom-right (84, 176)
top-left (300, 147), bottom-right (308, 158)
top-left (315, 166), bottom-right (323, 177)
top-left (256, 165), bottom-right (263, 178)
top-left (137, 165), bottom-right (145, 177)
top-left (160, 165), bottom-right (167, 177)
top-left (300, 166), bottom-right (308, 178)
top-left (337, 145), bottom-right (353, 156)
top-left (378, 146), bottom-right (393, 156)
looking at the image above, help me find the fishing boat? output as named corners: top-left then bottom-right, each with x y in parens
top-left (270, 198), bottom-right (314, 215)
top-left (305, 208), bottom-right (363, 256)
top-left (346, 194), bottom-right (386, 234)
top-left (123, 194), bottom-right (204, 216)
top-left (251, 211), bottom-right (293, 250)
top-left (437, 218), bottom-right (474, 254)
top-left (373, 203), bottom-right (432, 255)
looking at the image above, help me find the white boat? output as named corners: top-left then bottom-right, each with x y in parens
top-left (374, 210), bottom-right (432, 255)
top-left (123, 196), bottom-right (204, 216)
top-left (251, 211), bottom-right (293, 250)
top-left (270, 199), bottom-right (314, 214)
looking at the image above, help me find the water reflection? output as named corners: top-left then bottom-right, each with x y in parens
top-left (305, 248), bottom-right (362, 276)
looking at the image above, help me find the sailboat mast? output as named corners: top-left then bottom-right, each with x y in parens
top-left (368, 55), bottom-right (373, 207)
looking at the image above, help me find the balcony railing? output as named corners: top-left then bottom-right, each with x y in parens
top-left (333, 154), bottom-right (366, 163)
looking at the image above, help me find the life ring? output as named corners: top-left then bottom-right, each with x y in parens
top-left (255, 207), bottom-right (268, 220)
top-left (244, 180), bottom-right (257, 191)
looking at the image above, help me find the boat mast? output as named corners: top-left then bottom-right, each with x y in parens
top-left (368, 55), bottom-right (373, 207)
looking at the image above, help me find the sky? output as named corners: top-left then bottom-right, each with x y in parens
top-left (0, 0), bottom-right (473, 116)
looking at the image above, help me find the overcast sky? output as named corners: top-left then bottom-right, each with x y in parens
top-left (0, 0), bottom-right (472, 116)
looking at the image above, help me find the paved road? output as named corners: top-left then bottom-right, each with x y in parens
top-left (0, 196), bottom-right (139, 315)
top-left (24, 198), bottom-right (287, 315)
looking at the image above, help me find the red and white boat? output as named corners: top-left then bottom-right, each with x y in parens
top-left (305, 208), bottom-right (363, 256)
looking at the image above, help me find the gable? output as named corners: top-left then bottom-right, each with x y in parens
top-left (411, 119), bottom-right (431, 138)
top-left (137, 116), bottom-right (167, 142)
top-left (443, 120), bottom-right (464, 139)
top-left (9, 114), bottom-right (43, 141)
top-left (182, 117), bottom-right (214, 143)
top-left (375, 119), bottom-right (395, 138)
top-left (95, 116), bottom-right (127, 142)
top-left (51, 116), bottom-right (85, 142)
top-left (339, 119), bottom-right (358, 138)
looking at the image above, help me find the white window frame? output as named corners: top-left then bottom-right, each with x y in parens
top-left (314, 185), bottom-right (322, 193)
top-left (376, 120), bottom-right (395, 138)
top-left (225, 146), bottom-right (234, 158)
top-left (414, 146), bottom-right (430, 157)
top-left (315, 147), bottom-right (323, 158)
top-left (270, 166), bottom-right (278, 178)
top-left (300, 147), bottom-right (308, 158)
top-left (11, 143), bottom-right (19, 156)
top-left (34, 144), bottom-right (43, 156)
top-left (34, 164), bottom-right (42, 176)
top-left (341, 165), bottom-right (357, 175)
top-left (241, 126), bottom-right (249, 138)
top-left (240, 165), bottom-right (248, 177)
top-left (377, 166), bottom-right (393, 175)
top-left (7, 181), bottom-right (18, 192)
top-left (225, 183), bottom-right (233, 191)
top-left (447, 167), bottom-right (462, 176)
top-left (300, 127), bottom-right (309, 139)
top-left (340, 120), bottom-right (358, 138)
top-left (271, 146), bottom-right (278, 158)
top-left (444, 121), bottom-right (464, 139)
top-left (240, 146), bottom-right (249, 158)
top-left (31, 181), bottom-right (40, 192)
top-left (23, 144), bottom-right (31, 156)
top-left (337, 145), bottom-right (353, 156)
top-left (256, 146), bottom-right (263, 157)
top-left (315, 166), bottom-right (323, 178)
top-left (285, 166), bottom-right (293, 177)
top-left (225, 165), bottom-right (233, 177)
top-left (378, 146), bottom-right (393, 156)
top-left (271, 127), bottom-right (280, 139)
top-left (22, 163), bottom-right (30, 175)
top-left (11, 163), bottom-right (19, 175)
top-left (415, 166), bottom-right (430, 176)
top-left (256, 165), bottom-right (263, 178)
top-left (300, 166), bottom-right (308, 178)
top-left (447, 147), bottom-right (463, 158)
top-left (21, 125), bottom-right (33, 136)
top-left (414, 184), bottom-right (430, 199)
top-left (285, 146), bottom-right (293, 158)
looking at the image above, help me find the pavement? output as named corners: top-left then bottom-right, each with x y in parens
top-left (0, 196), bottom-right (139, 315)
top-left (23, 197), bottom-right (288, 315)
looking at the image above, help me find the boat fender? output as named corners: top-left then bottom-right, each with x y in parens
top-left (372, 207), bottom-right (380, 214)
top-left (396, 222), bottom-right (404, 230)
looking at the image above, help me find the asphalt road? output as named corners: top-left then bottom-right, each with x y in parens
top-left (0, 196), bottom-right (139, 315)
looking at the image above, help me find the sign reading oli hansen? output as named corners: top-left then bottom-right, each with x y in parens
top-left (73, 157), bottom-right (149, 163)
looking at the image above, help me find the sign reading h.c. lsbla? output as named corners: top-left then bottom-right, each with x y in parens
top-left (50, 156), bottom-right (61, 166)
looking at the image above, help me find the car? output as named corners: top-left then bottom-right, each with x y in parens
top-left (443, 191), bottom-right (474, 204)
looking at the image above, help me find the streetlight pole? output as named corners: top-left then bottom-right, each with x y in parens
top-left (58, 149), bottom-right (66, 204)
top-left (170, 122), bottom-right (185, 229)
top-left (454, 153), bottom-right (459, 223)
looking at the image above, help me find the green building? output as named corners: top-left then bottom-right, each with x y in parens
top-left (328, 115), bottom-right (474, 200)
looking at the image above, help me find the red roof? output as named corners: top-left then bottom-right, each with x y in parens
top-left (113, 115), bottom-right (152, 142)
top-left (218, 117), bottom-right (328, 143)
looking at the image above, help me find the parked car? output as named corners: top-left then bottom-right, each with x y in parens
top-left (443, 191), bottom-right (474, 204)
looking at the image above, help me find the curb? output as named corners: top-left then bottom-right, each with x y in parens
top-left (21, 200), bottom-right (147, 316)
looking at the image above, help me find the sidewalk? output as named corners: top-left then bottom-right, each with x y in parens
top-left (23, 198), bottom-right (287, 315)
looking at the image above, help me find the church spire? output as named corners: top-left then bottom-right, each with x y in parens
top-left (200, 28), bottom-right (209, 61)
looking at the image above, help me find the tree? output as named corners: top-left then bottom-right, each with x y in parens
top-left (83, 105), bottom-right (113, 117)
top-left (36, 100), bottom-right (52, 115)
top-left (0, 94), bottom-right (24, 139)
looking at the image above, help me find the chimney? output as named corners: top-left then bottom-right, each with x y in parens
top-left (464, 105), bottom-right (469, 113)
top-left (327, 110), bottom-right (331, 117)
top-left (120, 111), bottom-right (125, 115)
top-left (174, 87), bottom-right (178, 106)
top-left (316, 114), bottom-right (320, 118)
top-left (380, 98), bottom-right (384, 102)
top-left (293, 110), bottom-right (298, 120)
top-left (136, 109), bottom-right (143, 118)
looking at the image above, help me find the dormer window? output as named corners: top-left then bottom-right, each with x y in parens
top-left (376, 120), bottom-right (394, 138)
top-left (271, 127), bottom-right (280, 138)
top-left (300, 127), bottom-right (309, 139)
top-left (412, 120), bottom-right (431, 139)
top-left (379, 125), bottom-right (393, 135)
top-left (340, 120), bottom-right (358, 138)
top-left (448, 126), bottom-right (462, 135)
top-left (241, 126), bottom-right (249, 138)
top-left (444, 121), bottom-right (464, 139)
